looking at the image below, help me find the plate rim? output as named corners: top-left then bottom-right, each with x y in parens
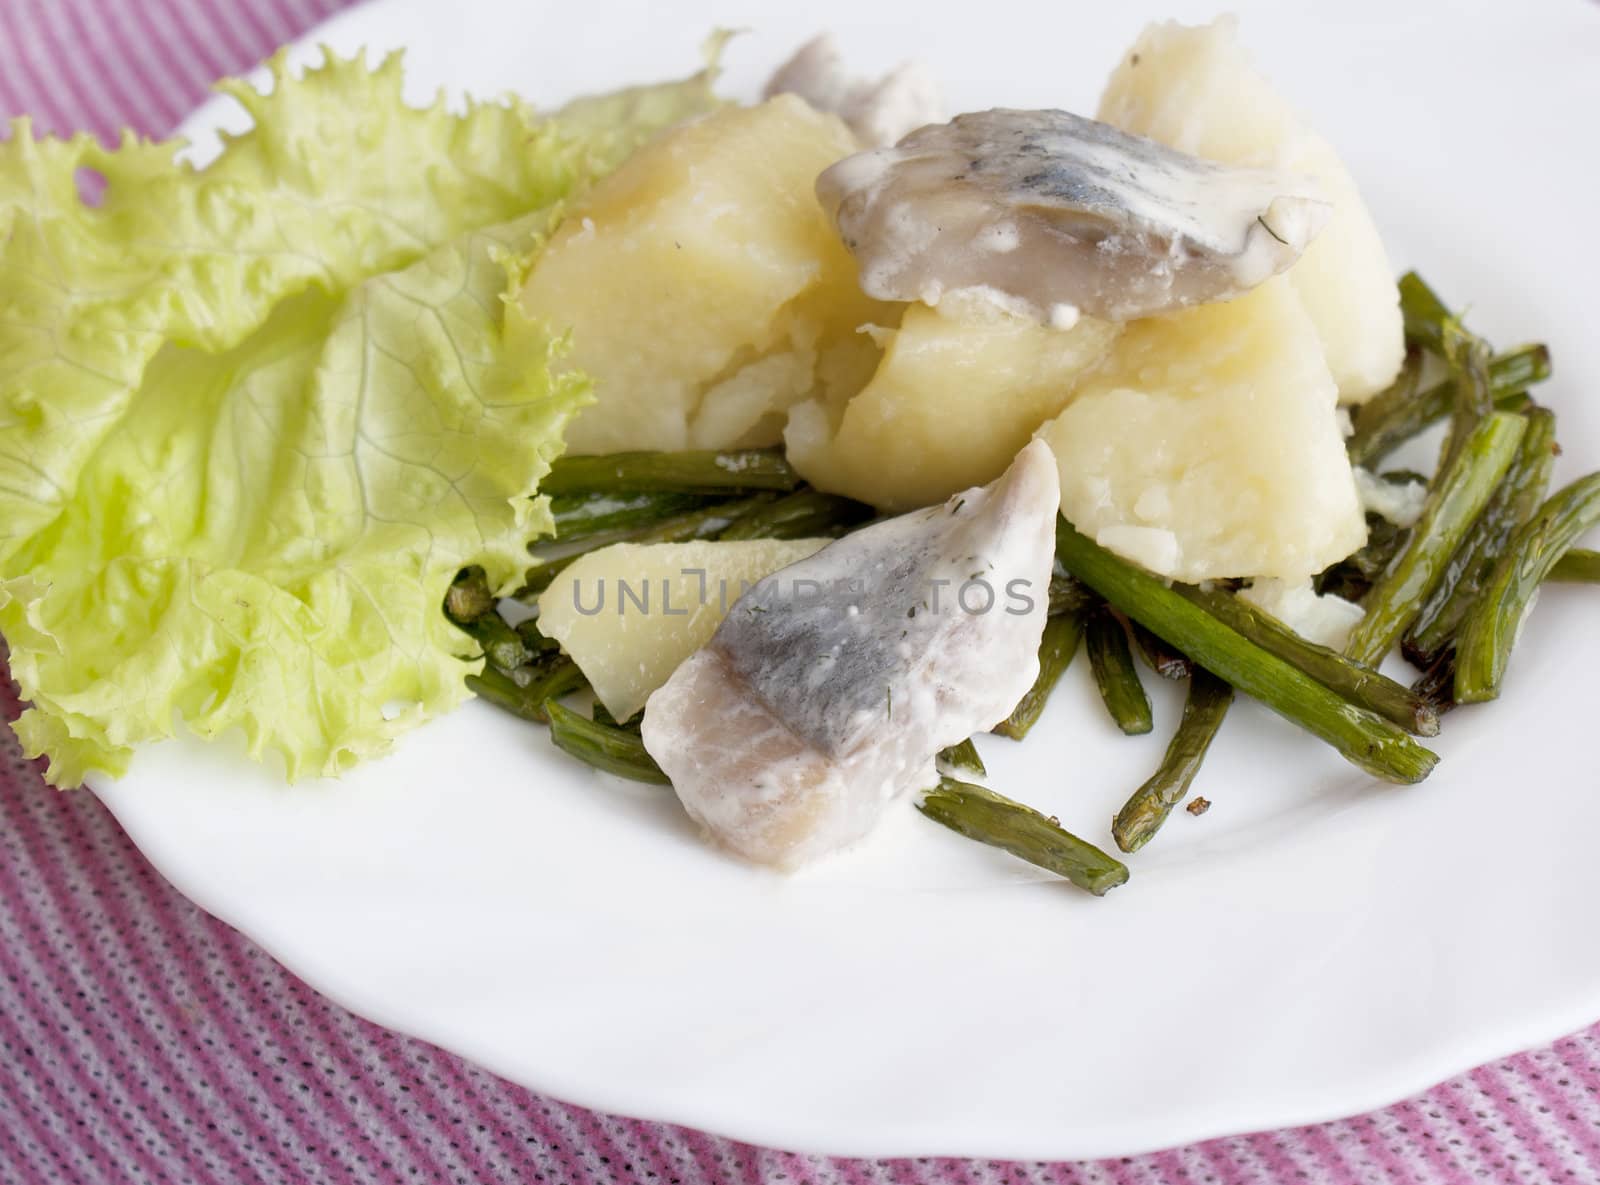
top-left (96, 719), bottom-right (1600, 1159)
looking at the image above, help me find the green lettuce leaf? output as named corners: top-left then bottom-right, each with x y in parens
top-left (2, 51), bottom-right (569, 560)
top-left (0, 49), bottom-right (720, 786)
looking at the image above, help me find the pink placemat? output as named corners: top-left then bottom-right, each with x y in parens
top-left (3, 2), bottom-right (1600, 1182)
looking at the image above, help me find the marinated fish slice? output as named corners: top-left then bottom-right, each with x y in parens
top-left (764, 33), bottom-right (944, 148)
top-left (641, 439), bottom-right (1060, 868)
top-left (816, 108), bottom-right (1330, 323)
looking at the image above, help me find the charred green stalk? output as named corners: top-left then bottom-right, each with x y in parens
top-left (1346, 344), bottom-right (1549, 468)
top-left (549, 490), bottom-right (713, 541)
top-left (936, 739), bottom-right (987, 779)
top-left (1488, 343), bottom-right (1555, 395)
top-left (592, 701), bottom-right (643, 733)
top-left (1549, 548), bottom-right (1600, 583)
top-left (516, 493), bottom-right (782, 600)
top-left (1409, 649), bottom-right (1459, 721)
top-left (994, 608), bottom-right (1089, 740)
top-left (1177, 585), bottom-right (1438, 736)
top-left (1455, 473), bottom-right (1600, 702)
top-left (1315, 514), bottom-right (1409, 604)
top-left (540, 448), bottom-right (801, 496)
top-left (1405, 407), bottom-right (1558, 667)
top-left (1348, 348), bottom-right (1426, 460)
top-left (515, 617), bottom-right (562, 654)
top-left (1344, 411), bottom-right (1528, 667)
top-left (1086, 609), bottom-right (1153, 736)
top-left (517, 556), bottom-right (579, 601)
top-left (445, 566), bottom-right (498, 623)
top-left (445, 568), bottom-right (530, 672)
top-left (1112, 669), bottom-right (1233, 853)
top-left (638, 493), bottom-right (782, 542)
top-left (917, 778), bottom-right (1129, 896)
top-left (1055, 520), bottom-right (1438, 783)
top-left (464, 614), bottom-right (532, 675)
top-left (466, 656), bottom-right (587, 724)
top-left (1048, 563), bottom-right (1097, 617)
top-left (1398, 271), bottom-right (1453, 350)
top-left (1437, 316), bottom-right (1495, 470)
top-left (546, 701), bottom-right (670, 784)
top-left (717, 488), bottom-right (874, 541)
top-left (1132, 623), bottom-right (1193, 681)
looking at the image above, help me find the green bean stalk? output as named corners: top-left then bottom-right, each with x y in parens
top-left (1347, 344), bottom-right (1548, 469)
top-left (592, 701), bottom-right (643, 733)
top-left (1315, 514), bottom-right (1409, 604)
top-left (1113, 670), bottom-right (1234, 853)
top-left (467, 657), bottom-right (587, 724)
top-left (546, 701), bottom-right (670, 784)
top-left (540, 448), bottom-right (801, 495)
top-left (1405, 408), bottom-right (1558, 668)
top-left (1055, 520), bottom-right (1438, 783)
top-left (1343, 411), bottom-right (1528, 667)
top-left (518, 493), bottom-right (781, 600)
top-left (548, 490), bottom-right (712, 542)
top-left (446, 567), bottom-right (533, 673)
top-left (1437, 316), bottom-right (1495, 470)
top-left (1178, 585), bottom-right (1438, 736)
top-left (1398, 271), bottom-right (1453, 350)
top-left (1455, 473), bottom-right (1600, 702)
top-left (993, 608), bottom-right (1089, 740)
top-left (1085, 609), bottom-right (1154, 735)
top-left (1133, 623), bottom-right (1193, 681)
top-left (718, 488), bottom-right (873, 540)
top-left (1409, 650), bottom-right (1459, 721)
top-left (1549, 548), bottom-right (1600, 583)
top-left (444, 565), bottom-right (498, 623)
top-left (936, 739), bottom-right (987, 779)
top-left (918, 778), bottom-right (1129, 896)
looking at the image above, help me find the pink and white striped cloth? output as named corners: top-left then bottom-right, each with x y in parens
top-left (4, 2), bottom-right (1600, 1182)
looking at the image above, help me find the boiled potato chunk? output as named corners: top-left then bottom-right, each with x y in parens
top-left (1040, 278), bottom-right (1365, 583)
top-left (786, 301), bottom-right (1120, 511)
top-left (520, 96), bottom-right (887, 454)
top-left (537, 538), bottom-right (827, 721)
top-left (1098, 18), bottom-right (1403, 403)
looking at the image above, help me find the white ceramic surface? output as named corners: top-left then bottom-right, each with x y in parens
top-left (94, 0), bottom-right (1600, 1160)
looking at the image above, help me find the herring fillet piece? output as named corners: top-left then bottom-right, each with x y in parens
top-left (763, 32), bottom-right (943, 148)
top-left (816, 108), bottom-right (1330, 323)
top-left (641, 439), bottom-right (1060, 869)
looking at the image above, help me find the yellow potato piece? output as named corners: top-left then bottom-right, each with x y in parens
top-left (786, 302), bottom-right (1119, 511)
top-left (1040, 278), bottom-right (1365, 583)
top-left (520, 96), bottom-right (888, 454)
top-left (537, 538), bottom-right (828, 721)
top-left (1098, 17), bottom-right (1404, 403)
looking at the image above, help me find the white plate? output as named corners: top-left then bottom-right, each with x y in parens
top-left (94, 0), bottom-right (1600, 1160)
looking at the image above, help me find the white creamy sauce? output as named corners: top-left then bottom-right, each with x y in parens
top-left (1048, 304), bottom-right (1082, 331)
